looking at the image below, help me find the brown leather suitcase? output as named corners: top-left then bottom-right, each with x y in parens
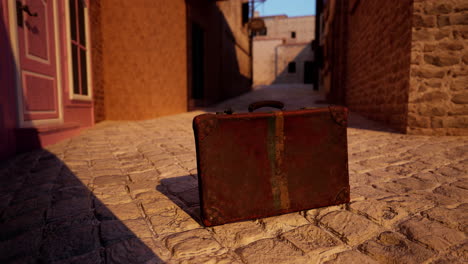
top-left (193, 101), bottom-right (349, 227)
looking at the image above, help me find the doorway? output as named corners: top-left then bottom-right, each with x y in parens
top-left (303, 61), bottom-right (313, 84)
top-left (191, 22), bottom-right (204, 100)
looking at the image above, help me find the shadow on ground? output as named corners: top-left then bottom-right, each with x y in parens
top-left (0, 151), bottom-right (162, 263)
top-left (347, 113), bottom-right (402, 134)
top-left (156, 175), bottom-right (203, 226)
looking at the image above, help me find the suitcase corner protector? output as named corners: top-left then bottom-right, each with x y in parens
top-left (328, 106), bottom-right (349, 127)
top-left (193, 114), bottom-right (219, 138)
top-left (202, 218), bottom-right (214, 227)
top-left (335, 186), bottom-right (351, 204)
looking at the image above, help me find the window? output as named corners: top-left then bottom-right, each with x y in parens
top-left (291, 31), bottom-right (296, 38)
top-left (259, 27), bottom-right (267, 36)
top-left (253, 27), bottom-right (267, 36)
top-left (242, 3), bottom-right (249, 25)
top-left (68, 0), bottom-right (91, 99)
top-left (288, 62), bottom-right (296, 73)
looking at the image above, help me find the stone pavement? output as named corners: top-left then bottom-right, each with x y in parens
top-left (0, 84), bottom-right (467, 263)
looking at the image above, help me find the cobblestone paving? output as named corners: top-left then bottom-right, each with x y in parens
top-left (0, 84), bottom-right (467, 263)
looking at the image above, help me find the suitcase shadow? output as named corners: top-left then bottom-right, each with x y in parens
top-left (155, 175), bottom-right (204, 226)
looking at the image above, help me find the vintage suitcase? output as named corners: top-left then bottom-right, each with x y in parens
top-left (193, 101), bottom-right (349, 227)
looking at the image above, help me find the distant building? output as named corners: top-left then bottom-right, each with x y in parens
top-left (253, 15), bottom-right (315, 86)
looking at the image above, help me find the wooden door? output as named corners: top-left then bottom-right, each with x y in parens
top-left (15, 0), bottom-right (61, 125)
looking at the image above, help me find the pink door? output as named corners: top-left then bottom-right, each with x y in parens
top-left (16, 0), bottom-right (60, 124)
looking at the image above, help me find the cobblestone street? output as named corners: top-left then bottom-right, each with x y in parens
top-left (0, 84), bottom-right (466, 263)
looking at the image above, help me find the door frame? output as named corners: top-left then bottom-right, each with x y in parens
top-left (7, 0), bottom-right (64, 128)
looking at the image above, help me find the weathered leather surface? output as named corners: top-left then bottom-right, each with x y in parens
top-left (193, 106), bottom-right (350, 226)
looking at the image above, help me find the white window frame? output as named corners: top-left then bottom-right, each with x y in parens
top-left (65, 0), bottom-right (92, 101)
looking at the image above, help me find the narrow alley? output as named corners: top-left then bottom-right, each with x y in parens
top-left (1, 0), bottom-right (467, 263)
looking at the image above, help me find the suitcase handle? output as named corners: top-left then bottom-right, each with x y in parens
top-left (248, 101), bottom-right (284, 112)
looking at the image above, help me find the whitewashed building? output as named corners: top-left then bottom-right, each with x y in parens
top-left (253, 14), bottom-right (315, 86)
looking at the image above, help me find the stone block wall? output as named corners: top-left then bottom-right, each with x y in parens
top-left (345, 0), bottom-right (414, 132)
top-left (408, 0), bottom-right (468, 135)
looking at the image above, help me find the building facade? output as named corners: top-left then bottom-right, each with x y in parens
top-left (253, 15), bottom-right (315, 86)
top-left (1, 0), bottom-right (95, 159)
top-left (91, 0), bottom-right (252, 119)
top-left (316, 0), bottom-right (467, 135)
top-left (186, 0), bottom-right (252, 108)
top-left (0, 0), bottom-right (252, 159)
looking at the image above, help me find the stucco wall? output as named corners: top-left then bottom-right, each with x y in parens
top-left (89, 1), bottom-right (104, 123)
top-left (345, 0), bottom-right (414, 132)
top-left (91, 0), bottom-right (251, 118)
top-left (254, 40), bottom-right (313, 85)
top-left (188, 0), bottom-right (252, 107)
top-left (275, 43), bottom-right (314, 84)
top-left (217, 0), bottom-right (252, 99)
top-left (253, 38), bottom-right (284, 85)
top-left (217, 0), bottom-right (250, 56)
top-left (408, 0), bottom-right (468, 135)
top-left (187, 2), bottom-right (222, 107)
top-left (263, 15), bottom-right (315, 44)
top-left (253, 15), bottom-right (315, 86)
top-left (97, 0), bottom-right (187, 120)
